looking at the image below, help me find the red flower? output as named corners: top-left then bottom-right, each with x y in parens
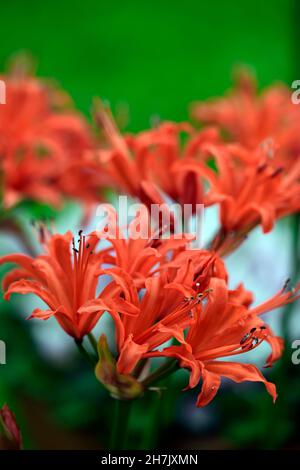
top-left (94, 103), bottom-right (219, 213)
top-left (0, 230), bottom-right (117, 340)
top-left (88, 256), bottom-right (219, 375)
top-left (0, 219), bottom-right (225, 342)
top-left (97, 213), bottom-right (217, 286)
top-left (191, 68), bottom-right (300, 161)
top-left (174, 142), bottom-right (300, 253)
top-left (0, 404), bottom-right (22, 450)
top-left (0, 72), bottom-right (96, 208)
top-left (80, 238), bottom-right (226, 376)
top-left (147, 278), bottom-right (299, 407)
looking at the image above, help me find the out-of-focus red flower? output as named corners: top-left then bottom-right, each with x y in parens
top-left (94, 102), bottom-right (219, 213)
top-left (148, 278), bottom-right (299, 407)
top-left (0, 70), bottom-right (106, 208)
top-left (191, 68), bottom-right (300, 162)
top-left (0, 404), bottom-right (22, 450)
top-left (174, 142), bottom-right (300, 254)
top-left (0, 229), bottom-right (128, 340)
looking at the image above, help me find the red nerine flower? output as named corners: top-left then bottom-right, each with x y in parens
top-left (84, 255), bottom-right (221, 376)
top-left (147, 278), bottom-right (300, 407)
top-left (173, 142), bottom-right (300, 253)
top-left (1, 222), bottom-right (298, 407)
top-left (70, 214), bottom-right (226, 375)
top-left (97, 212), bottom-right (222, 286)
top-left (0, 220), bottom-right (225, 341)
top-left (191, 68), bottom-right (300, 161)
top-left (94, 103), bottom-right (219, 213)
top-left (0, 71), bottom-right (105, 208)
top-left (0, 229), bottom-right (120, 340)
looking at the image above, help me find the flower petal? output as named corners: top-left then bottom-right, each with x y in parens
top-left (4, 279), bottom-right (57, 310)
top-left (117, 334), bottom-right (149, 374)
top-left (146, 345), bottom-right (201, 389)
top-left (264, 335), bottom-right (284, 368)
top-left (196, 367), bottom-right (221, 407)
top-left (205, 361), bottom-right (277, 402)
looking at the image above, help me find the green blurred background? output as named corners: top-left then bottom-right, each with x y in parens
top-left (0, 0), bottom-right (300, 450)
top-left (0, 0), bottom-right (297, 130)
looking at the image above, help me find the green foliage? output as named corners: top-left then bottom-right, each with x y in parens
top-left (0, 0), bottom-right (294, 131)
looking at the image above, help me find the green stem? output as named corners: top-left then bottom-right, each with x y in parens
top-left (140, 392), bottom-right (161, 449)
top-left (133, 358), bottom-right (148, 379)
top-left (75, 340), bottom-right (97, 367)
top-left (87, 332), bottom-right (98, 356)
top-left (0, 216), bottom-right (37, 257)
top-left (142, 359), bottom-right (178, 388)
top-left (110, 399), bottom-right (133, 450)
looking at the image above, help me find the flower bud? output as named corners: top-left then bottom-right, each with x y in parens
top-left (0, 404), bottom-right (22, 450)
top-left (95, 335), bottom-right (143, 400)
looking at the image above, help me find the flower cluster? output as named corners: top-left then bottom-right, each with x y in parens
top-left (0, 64), bottom-right (299, 409)
top-left (1, 219), bottom-right (299, 406)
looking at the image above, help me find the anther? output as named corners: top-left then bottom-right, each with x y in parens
top-left (271, 167), bottom-right (283, 178)
top-left (257, 163), bottom-right (267, 173)
top-left (204, 288), bottom-right (213, 294)
top-left (240, 333), bottom-right (250, 345)
top-left (184, 295), bottom-right (195, 303)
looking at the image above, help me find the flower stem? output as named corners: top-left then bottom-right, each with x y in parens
top-left (208, 226), bottom-right (252, 257)
top-left (140, 392), bottom-right (161, 449)
top-left (142, 359), bottom-right (178, 388)
top-left (0, 216), bottom-right (37, 257)
top-left (87, 332), bottom-right (98, 356)
top-left (133, 358), bottom-right (148, 379)
top-left (110, 399), bottom-right (132, 450)
top-left (75, 339), bottom-right (97, 367)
